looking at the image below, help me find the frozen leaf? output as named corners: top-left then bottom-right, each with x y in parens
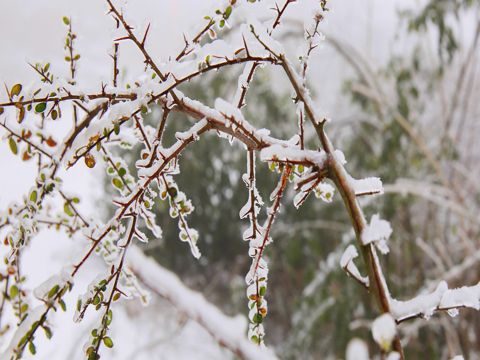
top-left (9, 138), bottom-right (18, 155)
top-left (372, 313), bottom-right (396, 352)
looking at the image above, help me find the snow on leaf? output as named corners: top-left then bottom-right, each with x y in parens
top-left (371, 313), bottom-right (396, 352)
top-left (1, 306), bottom-right (47, 359)
top-left (33, 269), bottom-right (72, 301)
top-left (361, 214), bottom-right (392, 254)
top-left (314, 182), bottom-right (335, 203)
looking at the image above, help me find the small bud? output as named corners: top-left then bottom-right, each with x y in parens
top-left (84, 153), bottom-right (96, 168)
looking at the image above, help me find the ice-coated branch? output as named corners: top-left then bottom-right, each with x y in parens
top-left (340, 245), bottom-right (369, 290)
top-left (392, 281), bottom-right (480, 323)
top-left (244, 167), bottom-right (291, 344)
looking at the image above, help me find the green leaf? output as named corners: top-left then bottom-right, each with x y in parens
top-left (64, 203), bottom-right (74, 217)
top-left (59, 299), bottom-right (67, 311)
top-left (93, 295), bottom-right (101, 305)
top-left (259, 286), bottom-right (266, 297)
top-left (112, 178), bottom-right (123, 189)
top-left (48, 284), bottom-right (60, 298)
top-left (224, 6), bottom-right (232, 19)
top-left (28, 341), bottom-right (36, 355)
top-left (118, 167), bottom-right (126, 177)
top-left (62, 16), bottom-right (70, 25)
top-left (21, 303), bottom-right (29, 313)
top-left (44, 326), bottom-right (53, 339)
top-left (8, 137), bottom-right (18, 155)
top-left (106, 309), bottom-right (113, 325)
top-left (252, 313), bottom-right (263, 324)
top-left (10, 284), bottom-right (19, 298)
top-left (103, 336), bottom-right (114, 348)
top-left (35, 102), bottom-right (47, 113)
top-left (18, 106), bottom-right (25, 123)
top-left (11, 83), bottom-right (22, 97)
top-left (29, 190), bottom-right (38, 203)
top-left (86, 346), bottom-right (96, 360)
top-left (18, 334), bottom-right (28, 348)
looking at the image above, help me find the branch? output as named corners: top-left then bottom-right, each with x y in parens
top-left (392, 281), bottom-right (480, 323)
top-left (279, 52), bottom-right (405, 358)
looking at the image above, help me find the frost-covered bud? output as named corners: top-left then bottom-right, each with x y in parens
top-left (314, 182), bottom-right (335, 203)
top-left (387, 352), bottom-right (401, 360)
top-left (372, 313), bottom-right (396, 352)
top-left (346, 338), bottom-right (369, 360)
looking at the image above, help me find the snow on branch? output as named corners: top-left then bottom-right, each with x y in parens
top-left (127, 246), bottom-right (278, 360)
top-left (391, 281), bottom-right (480, 322)
top-left (361, 214), bottom-right (392, 254)
top-left (348, 175), bottom-right (384, 197)
top-left (260, 144), bottom-right (327, 168)
top-left (340, 245), bottom-right (369, 289)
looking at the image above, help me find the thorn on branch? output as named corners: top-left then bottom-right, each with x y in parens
top-left (113, 36), bottom-right (130, 42)
top-left (141, 23), bottom-right (151, 46)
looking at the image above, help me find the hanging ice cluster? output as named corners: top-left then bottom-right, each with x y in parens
top-left (158, 175), bottom-right (200, 258)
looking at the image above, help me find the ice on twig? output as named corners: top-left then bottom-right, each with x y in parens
top-left (348, 175), bottom-right (384, 196)
top-left (361, 214), bottom-right (392, 254)
top-left (390, 281), bottom-right (480, 321)
top-left (340, 245), bottom-right (369, 287)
